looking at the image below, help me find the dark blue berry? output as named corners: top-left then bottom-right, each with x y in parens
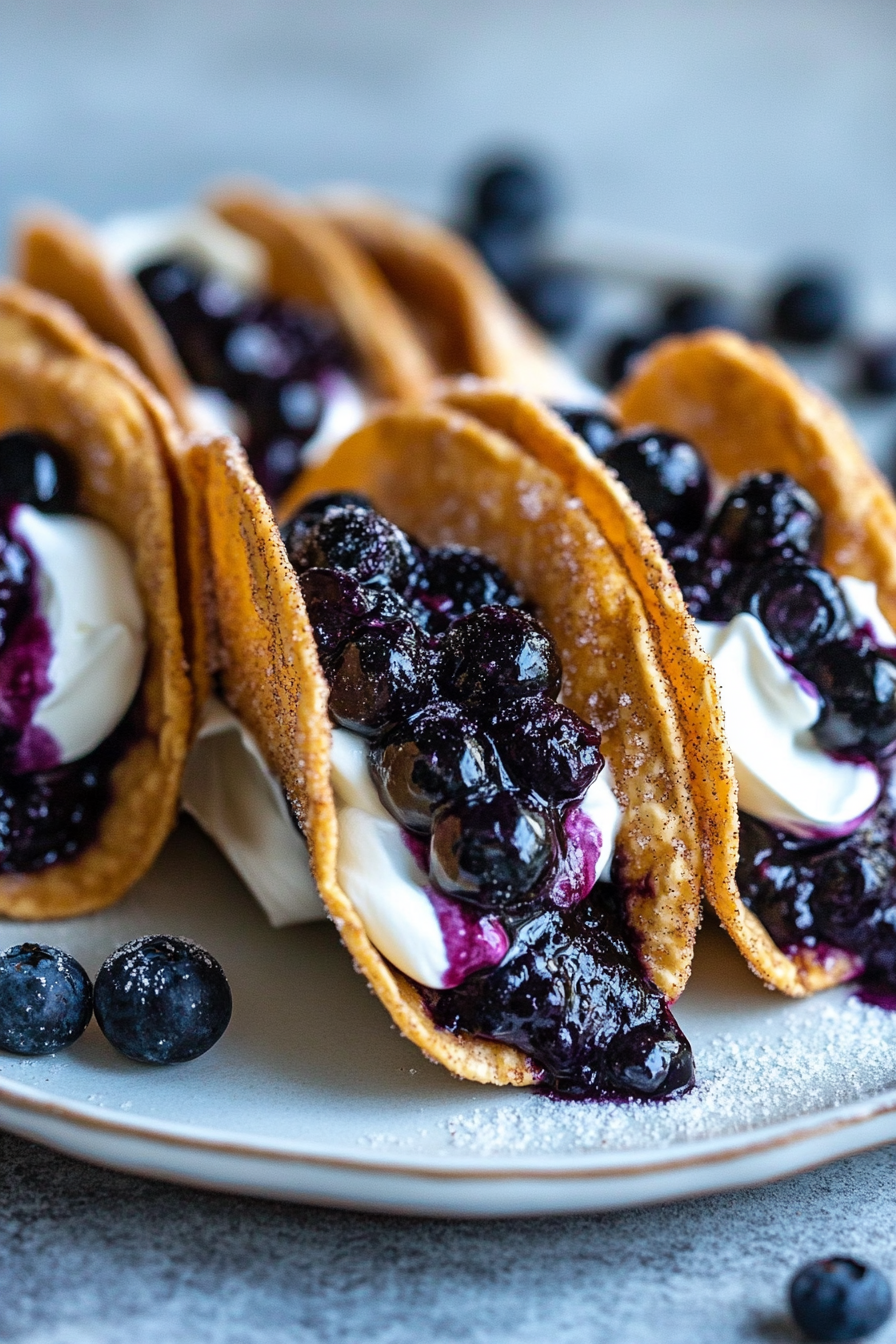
top-left (0, 431), bottom-right (78, 513)
top-left (789, 1257), bottom-right (892, 1342)
top-left (370, 701), bottom-right (499, 832)
top-left (513, 262), bottom-right (590, 337)
top-left (552, 405), bottom-right (621, 456)
top-left (804, 642), bottom-right (896, 759)
top-left (0, 943), bottom-right (92, 1055)
top-left (298, 568), bottom-right (381, 658)
top-left (326, 617), bottom-right (438, 736)
top-left (429, 790), bottom-right (557, 912)
top-left (287, 505), bottom-right (415, 590)
top-left (771, 270), bottom-right (850, 346)
top-left (669, 541), bottom-right (740, 621)
top-left (662, 288), bottom-right (743, 335)
top-left (93, 935), bottom-right (232, 1065)
top-left (600, 430), bottom-right (710, 543)
top-left (488, 694), bottom-right (603, 804)
top-left (440, 605), bottom-right (562, 705)
top-left (709, 473), bottom-right (824, 564)
top-left (136, 257), bottom-right (240, 387)
top-left (600, 333), bottom-right (654, 388)
top-left (467, 220), bottom-right (538, 290)
top-left (467, 157), bottom-right (555, 232)
top-left (741, 560), bottom-right (850, 661)
top-left (412, 545), bottom-right (524, 631)
top-left (857, 340), bottom-right (896, 397)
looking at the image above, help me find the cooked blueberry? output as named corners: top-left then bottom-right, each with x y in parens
top-left (513, 262), bottom-right (590, 337)
top-left (600, 333), bottom-right (654, 389)
top-left (220, 297), bottom-right (346, 400)
top-left (600, 429), bottom-right (710, 542)
top-left (790, 1257), bottom-right (891, 1342)
top-left (467, 156), bottom-right (555, 231)
top-left (0, 944), bottom-right (92, 1055)
top-left (804, 642), bottom-right (896, 758)
top-left (857, 340), bottom-right (896, 397)
top-left (662, 288), bottom-right (744, 335)
top-left (771, 270), bottom-right (850, 345)
top-left (298, 568), bottom-right (379, 657)
top-left (242, 377), bottom-right (324, 497)
top-left (467, 220), bottom-right (537, 290)
top-left (440, 606), bottom-right (562, 704)
top-left (326, 617), bottom-right (437, 735)
top-left (742, 560), bottom-right (850, 660)
top-left (136, 257), bottom-right (240, 386)
top-left (0, 528), bottom-right (31, 648)
top-left (669, 543), bottom-right (741, 622)
top-left (430, 790), bottom-right (556, 912)
top-left (252, 436), bottom-right (307, 501)
top-left (488, 694), bottom-right (603, 803)
top-left (709, 472), bottom-right (824, 564)
top-left (370, 701), bottom-right (498, 831)
top-left (413, 545), bottom-right (523, 631)
top-left (0, 430), bottom-right (78, 513)
top-left (286, 505), bottom-right (414, 590)
top-left (93, 935), bottom-right (232, 1065)
top-left (287, 491), bottom-right (373, 530)
top-left (552, 405), bottom-right (621, 456)
top-left (432, 886), bottom-right (695, 1099)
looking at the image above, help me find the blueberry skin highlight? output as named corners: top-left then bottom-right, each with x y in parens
top-left (789, 1257), bottom-right (892, 1342)
top-left (94, 936), bottom-right (232, 1064)
top-left (0, 943), bottom-right (92, 1055)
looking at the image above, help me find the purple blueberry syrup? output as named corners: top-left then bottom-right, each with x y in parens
top-left (0, 504), bottom-right (58, 774)
top-left (287, 489), bottom-right (693, 1099)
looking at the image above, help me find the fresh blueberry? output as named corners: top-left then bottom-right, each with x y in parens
top-left (771, 270), bottom-right (850, 346)
top-left (741, 560), bottom-right (851, 661)
top-left (325, 617), bottom-right (438, 735)
top-left (370, 701), bottom-right (499, 832)
top-left (600, 429), bottom-right (710, 543)
top-left (0, 526), bottom-right (32, 649)
top-left (513, 262), bottom-right (591, 337)
top-left (93, 935), bottom-right (232, 1065)
top-left (0, 943), bottom-right (92, 1055)
top-left (709, 473), bottom-right (824, 564)
top-left (286, 505), bottom-right (415, 591)
top-left (661, 288), bottom-right (744, 335)
top-left (552, 405), bottom-right (621, 457)
top-left (600, 333), bottom-right (654, 389)
top-left (488, 694), bottom-right (603, 803)
top-left (857, 340), bottom-right (896, 397)
top-left (440, 605), bottom-right (562, 704)
top-left (412, 545), bottom-right (524, 632)
top-left (789, 1257), bottom-right (892, 1342)
top-left (467, 220), bottom-right (538, 290)
top-left (429, 790), bottom-right (557, 912)
top-left (0, 430), bottom-right (78, 513)
top-left (467, 156), bottom-right (555, 232)
top-left (804, 642), bottom-right (896, 759)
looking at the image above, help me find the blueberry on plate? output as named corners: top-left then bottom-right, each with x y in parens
top-left (429, 790), bottom-right (557, 912)
top-left (599, 333), bottom-right (654, 389)
top-left (0, 430), bottom-right (78, 513)
top-left (488, 694), bottom-right (603, 803)
top-left (513, 261), bottom-right (591, 338)
top-left (600, 429), bottom-right (710, 543)
top-left (804, 642), bottom-right (896, 759)
top-left (551, 405), bottom-right (620, 457)
top-left (370, 701), bottom-right (499, 831)
top-left (466, 156), bottom-right (555, 233)
top-left (771, 270), bottom-right (850, 346)
top-left (286, 504), bottom-right (415, 590)
top-left (0, 943), bottom-right (92, 1055)
top-left (93, 935), bottom-right (232, 1064)
top-left (708, 472), bottom-right (824, 564)
top-left (326, 617), bottom-right (438, 735)
top-left (789, 1257), bottom-right (892, 1342)
top-left (440, 605), bottom-right (562, 704)
top-left (741, 560), bottom-right (850, 661)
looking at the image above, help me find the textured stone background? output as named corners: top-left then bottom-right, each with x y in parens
top-left (3, 2), bottom-right (896, 1340)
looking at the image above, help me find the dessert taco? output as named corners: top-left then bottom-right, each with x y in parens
top-left (0, 281), bottom-right (192, 918)
top-left (591, 327), bottom-right (896, 997)
top-left (181, 395), bottom-right (737, 1098)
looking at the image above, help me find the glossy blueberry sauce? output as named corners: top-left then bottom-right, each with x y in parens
top-left (0, 505), bottom-right (58, 773)
top-left (289, 492), bottom-right (694, 1100)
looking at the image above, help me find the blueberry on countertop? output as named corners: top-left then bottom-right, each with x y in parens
top-left (0, 430), bottom-right (78, 513)
top-left (770, 270), bottom-right (850, 345)
top-left (467, 220), bottom-right (538, 291)
top-left (552, 405), bottom-right (620, 456)
top-left (513, 261), bottom-right (591, 337)
top-left (466, 156), bottom-right (555, 232)
top-left (600, 429), bottom-right (710, 542)
top-left (789, 1257), bottom-right (892, 1341)
top-left (93, 935), bottom-right (232, 1064)
top-left (599, 333), bottom-right (654, 389)
top-left (857, 340), bottom-right (896, 397)
top-left (0, 943), bottom-right (92, 1055)
top-left (661, 288), bottom-right (743, 335)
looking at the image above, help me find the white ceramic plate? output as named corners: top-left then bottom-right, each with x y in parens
top-left (3, 819), bottom-right (896, 1217)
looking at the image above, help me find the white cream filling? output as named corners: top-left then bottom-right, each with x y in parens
top-left (840, 576), bottom-right (896, 647)
top-left (697, 611), bottom-right (880, 837)
top-left (13, 506), bottom-right (146, 764)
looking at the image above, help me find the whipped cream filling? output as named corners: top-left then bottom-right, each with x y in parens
top-left (697, 611), bottom-right (880, 838)
top-left (6, 506), bottom-right (146, 768)
top-left (183, 702), bottom-right (621, 988)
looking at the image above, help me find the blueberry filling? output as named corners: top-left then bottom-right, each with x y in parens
top-left (136, 256), bottom-right (355, 499)
top-left (287, 489), bottom-right (693, 1099)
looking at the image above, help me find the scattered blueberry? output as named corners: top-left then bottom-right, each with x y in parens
top-left (857, 340), bottom-right (896, 397)
top-left (552, 405), bottom-right (621, 456)
top-left (771, 270), bottom-right (850, 346)
top-left (287, 504), bottom-right (415, 590)
top-left (513, 261), bottom-right (591, 337)
top-left (440, 605), bottom-right (562, 704)
top-left (0, 430), bottom-right (78, 513)
top-left (488, 694), bottom-right (603, 803)
top-left (804, 642), bottom-right (896, 759)
top-left (600, 429), bottom-right (710, 542)
top-left (599, 333), bottom-right (654, 389)
top-left (93, 935), bottom-right (232, 1065)
top-left (370, 701), bottom-right (498, 832)
top-left (662, 288), bottom-right (743, 335)
top-left (708, 473), bottom-right (824, 564)
top-left (0, 943), bottom-right (92, 1055)
top-left (741, 560), bottom-right (850, 661)
top-left (429, 790), bottom-right (556, 911)
top-left (466, 156), bottom-right (555, 232)
top-left (325, 617), bottom-right (438, 735)
top-left (789, 1257), bottom-right (892, 1342)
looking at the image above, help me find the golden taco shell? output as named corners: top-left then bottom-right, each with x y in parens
top-left (0, 282), bottom-right (192, 918)
top-left (191, 398), bottom-right (732, 1085)
top-left (616, 327), bottom-right (896, 995)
